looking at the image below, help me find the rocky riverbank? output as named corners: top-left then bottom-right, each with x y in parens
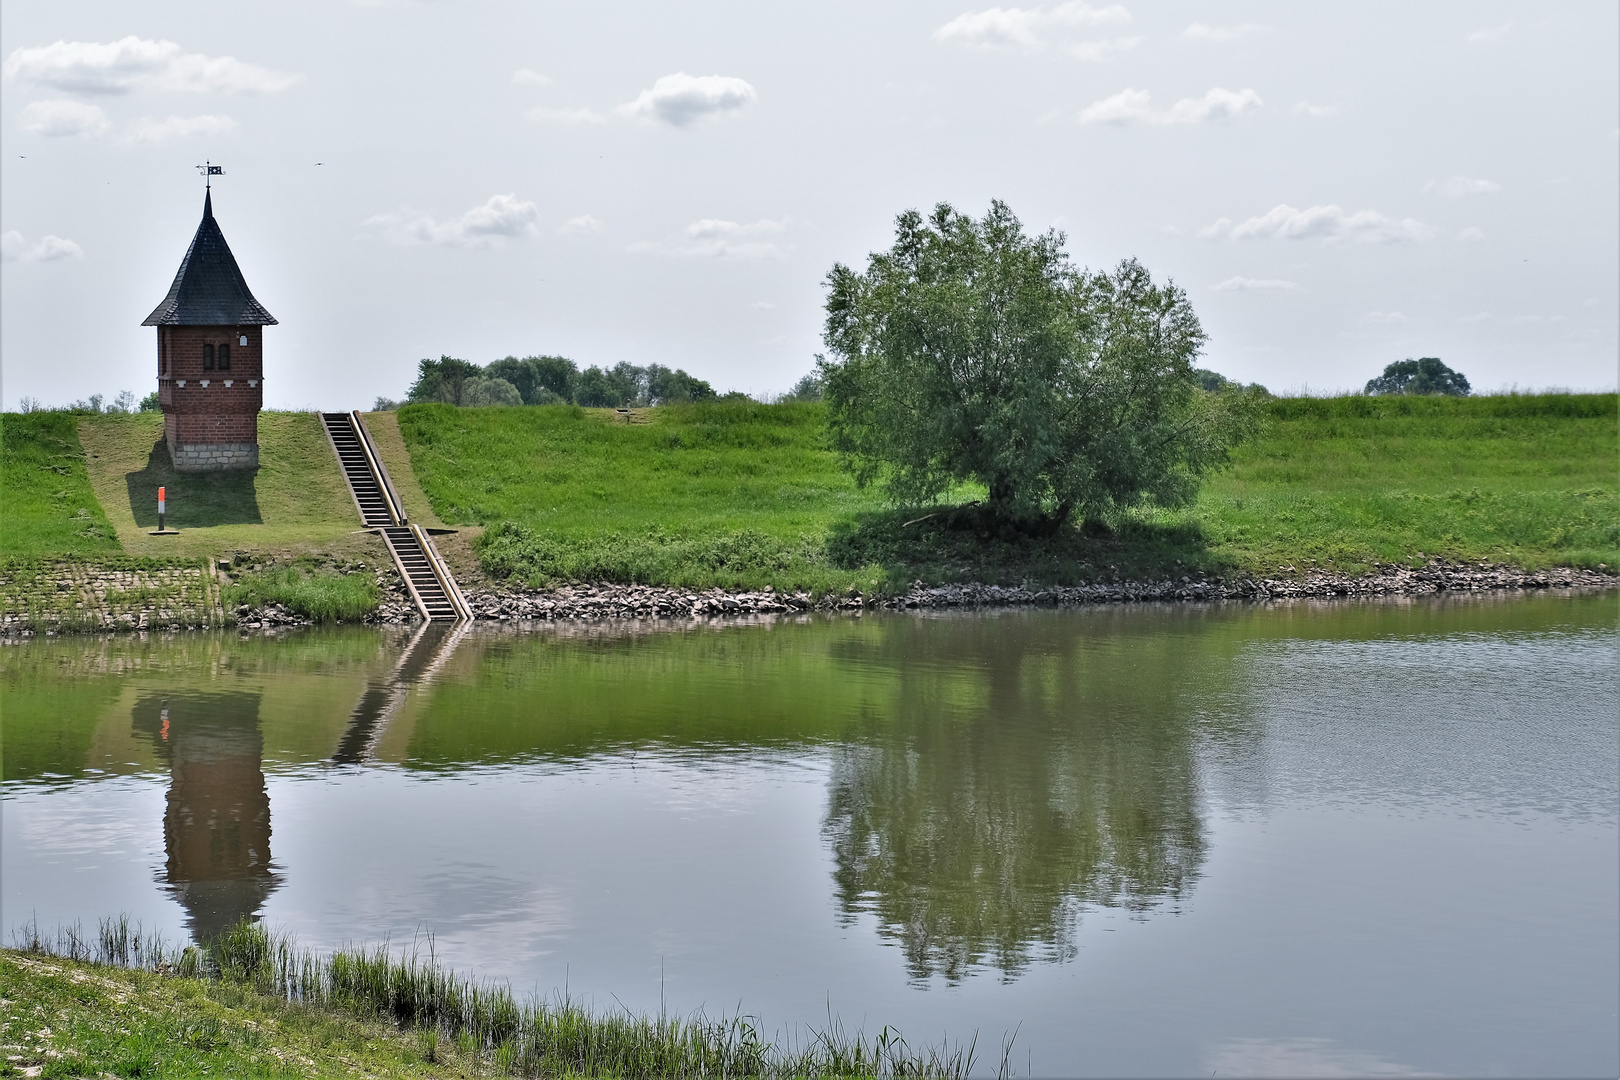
top-left (3, 559), bottom-right (1612, 636)
top-left (460, 561), bottom-right (1615, 623)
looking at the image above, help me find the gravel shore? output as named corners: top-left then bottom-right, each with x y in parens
top-left (432, 561), bottom-right (1615, 625)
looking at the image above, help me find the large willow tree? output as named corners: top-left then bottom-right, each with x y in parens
top-left (819, 200), bottom-right (1262, 528)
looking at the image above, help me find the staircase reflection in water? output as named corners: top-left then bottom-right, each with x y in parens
top-left (332, 620), bottom-right (470, 766)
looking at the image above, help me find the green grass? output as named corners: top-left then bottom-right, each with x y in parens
top-left (2, 945), bottom-right (487, 1077)
top-left (0, 412), bottom-right (122, 559)
top-left (74, 410), bottom-right (373, 562)
top-left (224, 559), bottom-right (381, 623)
top-left (401, 401), bottom-right (884, 591)
top-left (1190, 393), bottom-right (1619, 575)
top-left (397, 395), bottom-right (1618, 590)
top-left (6, 917), bottom-right (983, 1078)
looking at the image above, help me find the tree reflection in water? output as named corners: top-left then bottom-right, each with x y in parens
top-left (131, 692), bottom-right (281, 943)
top-left (821, 613), bottom-right (1209, 983)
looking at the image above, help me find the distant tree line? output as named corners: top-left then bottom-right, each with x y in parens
top-left (14, 391), bottom-right (155, 414)
top-left (1192, 369), bottom-right (1269, 395)
top-left (390, 355), bottom-right (725, 410)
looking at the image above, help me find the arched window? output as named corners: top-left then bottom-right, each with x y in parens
top-left (218, 343), bottom-right (231, 371)
top-left (204, 344), bottom-right (215, 371)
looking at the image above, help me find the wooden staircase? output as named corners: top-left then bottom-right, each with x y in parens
top-left (319, 411), bottom-right (471, 623)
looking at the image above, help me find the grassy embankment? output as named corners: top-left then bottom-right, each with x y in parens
top-left (395, 394), bottom-right (1618, 592)
top-left (2, 411), bottom-right (382, 624)
top-left (3, 919), bottom-right (978, 1078)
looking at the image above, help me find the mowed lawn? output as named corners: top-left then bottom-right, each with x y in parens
top-left (397, 401), bottom-right (888, 590)
top-left (1188, 394), bottom-right (1618, 574)
top-left (75, 410), bottom-right (372, 561)
top-left (397, 394), bottom-right (1618, 590)
top-left (398, 401), bottom-right (874, 537)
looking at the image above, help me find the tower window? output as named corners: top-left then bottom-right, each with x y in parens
top-left (203, 343), bottom-right (215, 371)
top-left (218, 343), bottom-right (231, 371)
top-left (239, 335), bottom-right (248, 347)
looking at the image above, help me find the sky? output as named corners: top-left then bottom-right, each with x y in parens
top-left (2, 1), bottom-right (1616, 410)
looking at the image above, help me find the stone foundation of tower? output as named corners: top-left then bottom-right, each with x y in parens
top-left (170, 442), bottom-right (260, 471)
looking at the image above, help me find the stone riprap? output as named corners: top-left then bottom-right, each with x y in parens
top-left (462, 561), bottom-right (1614, 622)
top-left (2, 559), bottom-right (1612, 636)
top-left (0, 560), bottom-right (223, 635)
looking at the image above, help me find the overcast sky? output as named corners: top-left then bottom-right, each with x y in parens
top-left (2, 1), bottom-right (1616, 410)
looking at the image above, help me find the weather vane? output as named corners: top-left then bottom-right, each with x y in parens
top-left (195, 160), bottom-right (224, 188)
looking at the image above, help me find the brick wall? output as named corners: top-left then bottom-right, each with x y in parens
top-left (156, 324), bottom-right (263, 470)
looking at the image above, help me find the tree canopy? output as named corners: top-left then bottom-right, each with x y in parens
top-left (1365, 357), bottom-right (1471, 397)
top-left (819, 200), bottom-right (1262, 527)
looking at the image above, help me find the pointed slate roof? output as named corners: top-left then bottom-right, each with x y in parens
top-left (142, 190), bottom-right (277, 326)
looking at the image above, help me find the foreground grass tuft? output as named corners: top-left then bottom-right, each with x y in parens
top-left (225, 560), bottom-right (380, 622)
top-left (6, 916), bottom-right (987, 1078)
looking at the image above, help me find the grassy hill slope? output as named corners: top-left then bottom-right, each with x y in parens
top-left (74, 411), bottom-right (366, 560)
top-left (396, 394), bottom-right (1618, 591)
top-left (2, 411), bottom-right (386, 626)
top-left (0, 412), bottom-right (122, 559)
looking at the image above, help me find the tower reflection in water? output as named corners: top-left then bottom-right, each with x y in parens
top-left (126, 622), bottom-right (467, 942)
top-left (131, 691), bottom-right (281, 942)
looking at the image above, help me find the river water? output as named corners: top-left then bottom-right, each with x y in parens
top-left (3, 592), bottom-right (1616, 1077)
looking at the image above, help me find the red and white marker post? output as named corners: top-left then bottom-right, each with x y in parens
top-left (150, 486), bottom-right (177, 535)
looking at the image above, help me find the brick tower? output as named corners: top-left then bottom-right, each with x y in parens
top-left (143, 188), bottom-right (276, 471)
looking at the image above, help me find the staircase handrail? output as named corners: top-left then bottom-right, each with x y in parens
top-left (412, 524), bottom-right (474, 622)
top-left (350, 410), bottom-right (408, 526)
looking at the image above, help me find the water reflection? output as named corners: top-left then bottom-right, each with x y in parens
top-left (131, 691), bottom-right (281, 941)
top-left (333, 622), bottom-right (469, 765)
top-left (820, 614), bottom-right (1208, 982)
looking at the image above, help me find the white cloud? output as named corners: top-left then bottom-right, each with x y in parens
top-left (1201, 204), bottom-right (1435, 244)
top-left (1465, 23), bottom-right (1511, 44)
top-left (632, 217), bottom-right (792, 259)
top-left (528, 106), bottom-right (606, 124)
top-left (1164, 88), bottom-right (1263, 123)
top-left (1458, 226), bottom-right (1486, 242)
top-left (1, 230), bottom-right (84, 262)
top-left (1427, 175), bottom-right (1500, 197)
top-left (123, 113), bottom-right (238, 144)
top-left (1080, 86), bottom-right (1261, 125)
top-left (1291, 100), bottom-right (1340, 118)
top-left (936, 7), bottom-right (1045, 49)
top-left (1213, 276), bottom-right (1302, 292)
top-left (617, 73), bottom-right (755, 127)
top-left (1079, 88), bottom-right (1152, 123)
top-left (1181, 23), bottom-right (1270, 42)
top-left (2, 37), bottom-right (299, 95)
top-left (1070, 36), bottom-right (1142, 61)
top-left (367, 193), bottom-right (542, 247)
top-left (18, 99), bottom-right (108, 137)
top-left (511, 68), bottom-right (551, 86)
top-left (934, 3), bottom-right (1131, 53)
top-left (558, 214), bottom-right (603, 234)
top-left (751, 301), bottom-right (777, 309)
top-left (1362, 311), bottom-right (1406, 323)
